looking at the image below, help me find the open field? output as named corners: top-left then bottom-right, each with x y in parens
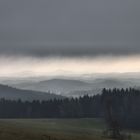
top-left (0, 118), bottom-right (139, 140)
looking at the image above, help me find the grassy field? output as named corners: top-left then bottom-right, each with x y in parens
top-left (0, 118), bottom-right (139, 140)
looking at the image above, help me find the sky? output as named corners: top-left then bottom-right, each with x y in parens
top-left (0, 0), bottom-right (140, 77)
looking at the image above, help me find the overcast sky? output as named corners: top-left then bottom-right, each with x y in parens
top-left (0, 0), bottom-right (140, 76)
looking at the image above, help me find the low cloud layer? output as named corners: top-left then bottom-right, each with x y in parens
top-left (0, 0), bottom-right (140, 57)
top-left (0, 55), bottom-right (140, 77)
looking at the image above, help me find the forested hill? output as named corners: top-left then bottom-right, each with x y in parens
top-left (101, 88), bottom-right (140, 129)
top-left (0, 88), bottom-right (140, 129)
top-left (0, 84), bottom-right (64, 101)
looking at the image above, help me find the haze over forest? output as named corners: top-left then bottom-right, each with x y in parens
top-left (0, 1), bottom-right (140, 140)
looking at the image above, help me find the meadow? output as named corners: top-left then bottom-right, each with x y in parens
top-left (0, 118), bottom-right (139, 140)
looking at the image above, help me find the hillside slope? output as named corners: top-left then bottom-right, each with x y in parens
top-left (0, 84), bottom-right (64, 101)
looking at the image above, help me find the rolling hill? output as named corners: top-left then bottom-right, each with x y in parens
top-left (11, 78), bottom-right (139, 97)
top-left (1, 72), bottom-right (140, 97)
top-left (12, 79), bottom-right (92, 96)
top-left (0, 84), bottom-right (64, 101)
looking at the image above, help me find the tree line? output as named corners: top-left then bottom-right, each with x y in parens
top-left (0, 88), bottom-right (140, 129)
top-left (102, 88), bottom-right (140, 129)
top-left (0, 94), bottom-right (102, 118)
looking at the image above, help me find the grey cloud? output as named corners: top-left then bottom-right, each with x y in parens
top-left (0, 0), bottom-right (140, 57)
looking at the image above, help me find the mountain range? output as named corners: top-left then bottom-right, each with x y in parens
top-left (9, 78), bottom-right (140, 97)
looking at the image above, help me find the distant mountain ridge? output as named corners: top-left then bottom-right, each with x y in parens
top-left (12, 79), bottom-right (92, 96)
top-left (0, 84), bottom-right (64, 101)
top-left (10, 78), bottom-right (140, 97)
